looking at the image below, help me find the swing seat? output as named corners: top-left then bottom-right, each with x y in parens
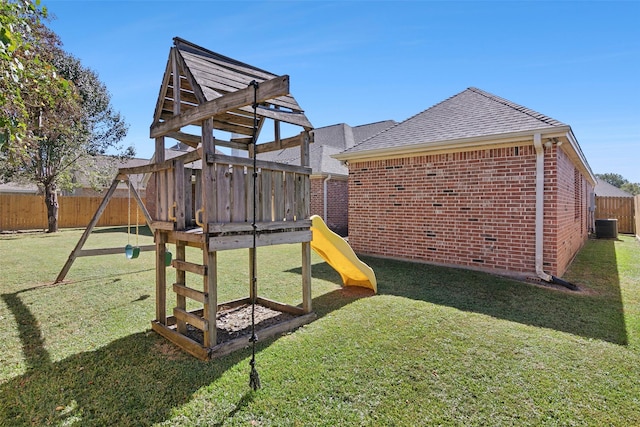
top-left (125, 244), bottom-right (140, 259)
top-left (165, 250), bottom-right (172, 266)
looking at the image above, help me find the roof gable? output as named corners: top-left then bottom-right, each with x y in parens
top-left (341, 87), bottom-right (568, 155)
top-left (152, 38), bottom-right (312, 142)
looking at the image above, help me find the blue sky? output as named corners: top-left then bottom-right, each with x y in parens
top-left (46, 1), bottom-right (639, 182)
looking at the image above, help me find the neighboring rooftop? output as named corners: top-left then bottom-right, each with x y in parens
top-left (257, 120), bottom-right (396, 176)
top-left (594, 179), bottom-right (633, 197)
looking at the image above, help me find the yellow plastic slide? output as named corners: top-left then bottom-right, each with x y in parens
top-left (310, 215), bottom-right (377, 293)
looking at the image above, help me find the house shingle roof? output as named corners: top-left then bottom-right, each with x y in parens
top-left (340, 87), bottom-right (568, 155)
top-left (594, 179), bottom-right (633, 197)
top-left (257, 120), bottom-right (397, 176)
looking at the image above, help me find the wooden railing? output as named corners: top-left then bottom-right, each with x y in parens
top-left (204, 153), bottom-right (311, 226)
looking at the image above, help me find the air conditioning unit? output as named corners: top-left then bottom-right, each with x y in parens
top-left (595, 219), bottom-right (618, 239)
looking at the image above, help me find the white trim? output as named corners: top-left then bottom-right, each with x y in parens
top-left (332, 127), bottom-right (570, 162)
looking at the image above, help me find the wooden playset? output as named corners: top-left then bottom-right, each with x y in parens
top-left (57, 38), bottom-right (316, 360)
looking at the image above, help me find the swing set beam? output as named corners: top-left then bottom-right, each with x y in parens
top-left (54, 173), bottom-right (153, 283)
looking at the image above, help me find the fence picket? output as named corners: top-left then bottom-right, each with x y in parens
top-left (0, 194), bottom-right (146, 231)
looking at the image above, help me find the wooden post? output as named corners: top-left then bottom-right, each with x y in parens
top-left (155, 137), bottom-right (165, 222)
top-left (155, 136), bottom-right (167, 325)
top-left (302, 243), bottom-right (312, 313)
top-left (156, 231), bottom-right (167, 324)
top-left (176, 241), bottom-right (186, 334)
top-left (301, 130), bottom-right (312, 313)
top-left (202, 118), bottom-right (216, 233)
top-left (204, 250), bottom-right (217, 348)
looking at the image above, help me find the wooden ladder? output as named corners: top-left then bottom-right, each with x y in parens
top-left (171, 241), bottom-right (216, 348)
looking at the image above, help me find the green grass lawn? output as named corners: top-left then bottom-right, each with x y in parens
top-left (1, 227), bottom-right (639, 426)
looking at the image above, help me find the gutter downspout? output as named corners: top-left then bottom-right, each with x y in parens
top-left (533, 134), bottom-right (552, 282)
top-left (533, 133), bottom-right (579, 291)
top-left (323, 174), bottom-right (332, 222)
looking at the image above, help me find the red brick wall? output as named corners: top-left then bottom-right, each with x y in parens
top-left (310, 178), bottom-right (324, 219)
top-left (347, 144), bottom-right (589, 277)
top-left (552, 146), bottom-right (593, 276)
top-left (310, 176), bottom-right (349, 236)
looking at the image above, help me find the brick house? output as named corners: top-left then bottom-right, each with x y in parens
top-left (258, 120), bottom-right (395, 236)
top-left (334, 87), bottom-right (596, 279)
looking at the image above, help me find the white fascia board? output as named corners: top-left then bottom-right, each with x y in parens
top-left (564, 130), bottom-right (597, 185)
top-left (332, 127), bottom-right (570, 162)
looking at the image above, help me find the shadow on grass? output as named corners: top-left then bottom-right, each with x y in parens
top-left (0, 263), bottom-right (368, 426)
top-left (358, 237), bottom-right (627, 345)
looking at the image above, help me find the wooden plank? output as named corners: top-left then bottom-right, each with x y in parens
top-left (152, 54), bottom-right (173, 125)
top-left (206, 153), bottom-right (311, 175)
top-left (184, 168), bottom-right (193, 227)
top-left (77, 245), bottom-right (156, 257)
top-left (295, 173), bottom-right (304, 220)
top-left (261, 170), bottom-right (273, 221)
top-left (158, 169), bottom-right (167, 221)
top-left (202, 118), bottom-right (217, 231)
top-left (155, 232), bottom-right (167, 325)
top-left (256, 297), bottom-right (306, 315)
top-left (207, 219), bottom-right (311, 234)
top-left (55, 177), bottom-right (121, 283)
top-left (231, 165), bottom-right (247, 222)
top-left (127, 180), bottom-right (154, 232)
top-left (174, 159), bottom-right (186, 230)
top-left (150, 75), bottom-right (290, 138)
top-left (212, 118), bottom-right (256, 137)
top-left (255, 132), bottom-right (307, 154)
top-left (178, 50), bottom-right (302, 110)
top-left (284, 172), bottom-right (295, 221)
top-left (253, 106), bottom-right (312, 129)
top-left (273, 171), bottom-right (284, 221)
top-left (209, 230), bottom-right (312, 251)
top-left (175, 242), bottom-right (187, 335)
top-left (118, 149), bottom-right (201, 176)
top-left (174, 307), bottom-right (208, 332)
top-left (301, 242), bottom-right (312, 313)
top-left (173, 283), bottom-right (209, 304)
top-left (151, 221), bottom-right (175, 231)
top-left (204, 250), bottom-right (217, 348)
top-left (194, 169), bottom-right (203, 218)
top-left (172, 47), bottom-right (181, 116)
top-left (216, 163), bottom-right (231, 222)
top-left (151, 321), bottom-right (209, 360)
top-left (165, 130), bottom-right (249, 151)
top-left (172, 259), bottom-right (207, 276)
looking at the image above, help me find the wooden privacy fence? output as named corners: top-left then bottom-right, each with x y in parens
top-left (595, 196), bottom-right (635, 234)
top-left (0, 193), bottom-right (146, 231)
top-left (635, 195), bottom-right (640, 239)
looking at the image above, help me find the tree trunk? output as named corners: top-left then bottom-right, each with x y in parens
top-left (45, 182), bottom-right (59, 233)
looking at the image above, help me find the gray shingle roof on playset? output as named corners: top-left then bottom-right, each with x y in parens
top-left (340, 87), bottom-right (568, 155)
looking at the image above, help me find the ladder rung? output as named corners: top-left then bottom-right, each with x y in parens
top-left (173, 307), bottom-right (208, 331)
top-left (171, 259), bottom-right (207, 276)
top-left (173, 283), bottom-right (208, 304)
